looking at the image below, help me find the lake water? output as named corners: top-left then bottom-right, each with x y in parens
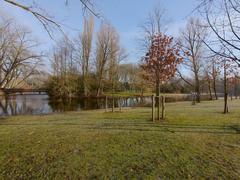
top-left (0, 94), bottom-right (150, 116)
top-left (0, 93), bottom-right (215, 116)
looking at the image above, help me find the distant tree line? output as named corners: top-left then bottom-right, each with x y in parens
top-left (46, 17), bottom-right (145, 99)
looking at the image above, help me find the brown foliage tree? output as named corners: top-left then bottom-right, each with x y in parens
top-left (142, 33), bottom-right (183, 97)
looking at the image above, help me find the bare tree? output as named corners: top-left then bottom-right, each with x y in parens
top-left (202, 56), bottom-right (221, 100)
top-left (95, 23), bottom-right (118, 96)
top-left (209, 57), bottom-right (220, 100)
top-left (140, 5), bottom-right (169, 51)
top-left (49, 36), bottom-right (79, 99)
top-left (223, 60), bottom-right (229, 113)
top-left (198, 0), bottom-right (240, 66)
top-left (215, 55), bottom-right (238, 113)
top-left (204, 65), bottom-right (213, 100)
top-left (52, 36), bottom-right (76, 78)
top-left (118, 63), bottom-right (148, 94)
top-left (178, 18), bottom-right (207, 103)
top-left (75, 15), bottom-right (94, 96)
top-left (0, 17), bottom-right (42, 89)
top-left (109, 47), bottom-right (127, 96)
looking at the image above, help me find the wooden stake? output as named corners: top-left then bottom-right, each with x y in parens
top-left (112, 97), bottom-right (114, 112)
top-left (158, 96), bottom-right (161, 121)
top-left (161, 96), bottom-right (165, 119)
top-left (152, 95), bottom-right (155, 121)
top-left (105, 96), bottom-right (108, 112)
top-left (192, 93), bottom-right (196, 105)
top-left (119, 98), bottom-right (122, 112)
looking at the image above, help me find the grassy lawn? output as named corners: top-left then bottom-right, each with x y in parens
top-left (104, 91), bottom-right (152, 97)
top-left (0, 100), bottom-right (240, 179)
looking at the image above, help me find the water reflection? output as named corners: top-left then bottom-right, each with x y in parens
top-left (0, 94), bottom-right (52, 116)
top-left (1, 93), bottom-right (212, 116)
top-left (0, 94), bottom-right (150, 116)
top-left (47, 96), bottom-right (150, 112)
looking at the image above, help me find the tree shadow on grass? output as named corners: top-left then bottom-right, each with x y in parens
top-left (99, 122), bottom-right (240, 134)
top-left (0, 121), bottom-right (239, 134)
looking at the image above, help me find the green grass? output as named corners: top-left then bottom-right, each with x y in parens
top-left (104, 91), bottom-right (152, 97)
top-left (104, 91), bottom-right (195, 97)
top-left (0, 100), bottom-right (240, 179)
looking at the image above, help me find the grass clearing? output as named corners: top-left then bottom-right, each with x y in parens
top-left (0, 100), bottom-right (240, 179)
top-left (104, 91), bottom-right (152, 97)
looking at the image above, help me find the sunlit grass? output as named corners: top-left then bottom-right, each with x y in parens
top-left (104, 91), bottom-right (152, 97)
top-left (0, 99), bottom-right (240, 179)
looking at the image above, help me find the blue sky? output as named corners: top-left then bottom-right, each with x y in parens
top-left (0, 0), bottom-right (198, 63)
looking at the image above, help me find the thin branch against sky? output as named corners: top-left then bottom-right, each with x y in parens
top-left (0, 0), bottom-right (197, 63)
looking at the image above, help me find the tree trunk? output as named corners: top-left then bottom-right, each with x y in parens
top-left (112, 97), bottom-right (114, 112)
top-left (96, 77), bottom-right (103, 96)
top-left (192, 92), bottom-right (196, 105)
top-left (140, 85), bottom-right (144, 104)
top-left (155, 80), bottom-right (160, 120)
top-left (213, 77), bottom-right (218, 100)
top-left (119, 98), bottom-right (122, 112)
top-left (96, 63), bottom-right (105, 96)
top-left (83, 74), bottom-right (89, 97)
top-left (207, 79), bottom-right (213, 100)
top-left (158, 96), bottom-right (161, 120)
top-left (161, 96), bottom-right (165, 119)
top-left (111, 81), bottom-right (115, 112)
top-left (152, 95), bottom-right (155, 121)
top-left (223, 65), bottom-right (228, 114)
top-left (212, 64), bottom-right (218, 100)
top-left (141, 85), bottom-right (144, 97)
top-left (234, 77), bottom-right (238, 99)
top-left (96, 88), bottom-right (101, 96)
top-left (0, 65), bottom-right (2, 86)
top-left (105, 96), bottom-right (108, 112)
top-left (195, 76), bottom-right (201, 103)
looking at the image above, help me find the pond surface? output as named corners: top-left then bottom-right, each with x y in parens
top-left (0, 94), bottom-right (150, 116)
top-left (0, 93), bottom-right (215, 116)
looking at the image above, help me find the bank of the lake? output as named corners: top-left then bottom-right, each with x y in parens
top-left (0, 92), bottom-right (218, 116)
top-left (0, 94), bottom-right (151, 116)
top-left (0, 100), bottom-right (239, 179)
